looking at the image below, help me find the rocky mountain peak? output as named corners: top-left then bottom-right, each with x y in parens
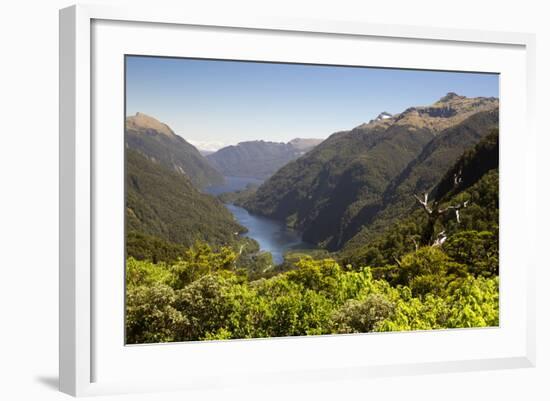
top-left (358, 93), bottom-right (498, 134)
top-left (363, 111), bottom-right (394, 127)
top-left (375, 111), bottom-right (393, 121)
top-left (126, 112), bottom-right (176, 137)
top-left (438, 92), bottom-right (464, 103)
top-left (392, 94), bottom-right (499, 132)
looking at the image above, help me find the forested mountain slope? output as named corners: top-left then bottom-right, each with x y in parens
top-left (126, 112), bottom-right (223, 188)
top-left (206, 138), bottom-right (323, 179)
top-left (340, 129), bottom-right (499, 269)
top-left (126, 149), bottom-right (244, 249)
top-left (340, 108), bottom-right (499, 246)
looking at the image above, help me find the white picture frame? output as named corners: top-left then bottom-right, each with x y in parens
top-left (59, 4), bottom-right (536, 397)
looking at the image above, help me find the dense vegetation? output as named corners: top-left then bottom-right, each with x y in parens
top-left (340, 128), bottom-right (499, 267)
top-left (340, 169), bottom-right (499, 272)
top-left (349, 110), bottom-right (499, 245)
top-left (126, 149), bottom-right (244, 247)
top-left (126, 244), bottom-right (498, 343)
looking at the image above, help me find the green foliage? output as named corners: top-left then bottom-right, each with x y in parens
top-left (126, 245), bottom-right (499, 344)
top-left (126, 283), bottom-right (183, 344)
top-left (238, 250), bottom-right (275, 280)
top-left (444, 230), bottom-right (498, 276)
top-left (340, 168), bottom-right (499, 271)
top-left (396, 247), bottom-right (468, 297)
top-left (444, 275), bottom-right (499, 328)
top-left (174, 274), bottom-right (242, 340)
top-left (332, 294), bottom-right (395, 333)
top-left (376, 275), bottom-right (499, 332)
top-left (126, 257), bottom-right (175, 288)
top-left (126, 231), bottom-right (186, 264)
top-left (171, 242), bottom-right (238, 289)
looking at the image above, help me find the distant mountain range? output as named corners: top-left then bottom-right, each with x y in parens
top-left (125, 112), bottom-right (223, 188)
top-left (206, 138), bottom-right (324, 179)
top-left (241, 93), bottom-right (499, 250)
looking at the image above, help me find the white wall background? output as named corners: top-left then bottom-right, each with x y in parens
top-left (0, 0), bottom-right (547, 399)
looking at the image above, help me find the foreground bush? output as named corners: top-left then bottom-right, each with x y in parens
top-left (126, 243), bottom-right (499, 344)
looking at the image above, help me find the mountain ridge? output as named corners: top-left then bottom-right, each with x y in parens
top-left (125, 112), bottom-right (223, 188)
top-left (340, 127), bottom-right (499, 267)
top-left (242, 94), bottom-right (499, 250)
top-left (206, 138), bottom-right (323, 179)
top-left (340, 108), bottom-right (499, 249)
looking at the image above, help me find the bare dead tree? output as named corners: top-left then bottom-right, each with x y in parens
top-left (413, 171), bottom-right (469, 246)
top-left (454, 169), bottom-right (463, 186)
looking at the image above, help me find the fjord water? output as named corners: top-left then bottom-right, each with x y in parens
top-left (225, 203), bottom-right (315, 264)
top-left (205, 176), bottom-right (315, 264)
top-left (205, 175), bottom-right (264, 196)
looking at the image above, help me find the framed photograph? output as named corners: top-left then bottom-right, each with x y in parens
top-left (59, 4), bottom-right (536, 397)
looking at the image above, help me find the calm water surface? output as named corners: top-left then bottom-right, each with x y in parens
top-left (205, 176), bottom-right (315, 264)
top-left (225, 204), bottom-right (315, 264)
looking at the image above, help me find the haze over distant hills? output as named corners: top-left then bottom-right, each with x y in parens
top-left (206, 138), bottom-right (324, 180)
top-left (125, 112), bottom-right (223, 188)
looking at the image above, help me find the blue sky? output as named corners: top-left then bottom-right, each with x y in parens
top-left (126, 56), bottom-right (499, 150)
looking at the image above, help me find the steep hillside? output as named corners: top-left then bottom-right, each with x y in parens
top-left (126, 149), bottom-right (244, 248)
top-left (206, 138), bottom-right (323, 179)
top-left (340, 128), bottom-right (499, 268)
top-left (243, 94), bottom-right (498, 250)
top-left (341, 108), bottom-right (499, 245)
top-left (125, 112), bottom-right (223, 188)
top-left (430, 128), bottom-right (499, 202)
top-left (383, 108), bottom-right (499, 205)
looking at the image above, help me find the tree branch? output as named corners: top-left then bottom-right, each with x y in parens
top-left (431, 230), bottom-right (447, 247)
top-left (437, 200), bottom-right (469, 222)
top-left (413, 192), bottom-right (433, 214)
